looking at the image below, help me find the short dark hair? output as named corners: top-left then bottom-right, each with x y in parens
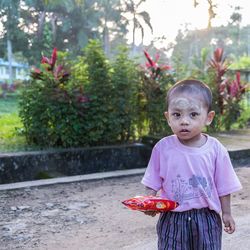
top-left (166, 79), bottom-right (213, 111)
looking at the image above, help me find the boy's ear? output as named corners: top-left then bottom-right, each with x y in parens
top-left (164, 111), bottom-right (170, 125)
top-left (206, 111), bottom-right (215, 125)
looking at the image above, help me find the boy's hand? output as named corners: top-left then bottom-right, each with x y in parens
top-left (222, 213), bottom-right (235, 234)
top-left (143, 211), bottom-right (159, 217)
top-left (143, 187), bottom-right (159, 216)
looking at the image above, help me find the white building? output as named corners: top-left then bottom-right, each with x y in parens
top-left (0, 59), bottom-right (29, 82)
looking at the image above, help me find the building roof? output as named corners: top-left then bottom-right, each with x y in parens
top-left (0, 59), bottom-right (29, 69)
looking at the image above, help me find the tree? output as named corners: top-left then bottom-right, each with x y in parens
top-left (122, 0), bottom-right (153, 53)
top-left (14, 0), bottom-right (102, 64)
top-left (171, 20), bottom-right (250, 69)
top-left (92, 0), bottom-right (128, 56)
top-left (228, 6), bottom-right (242, 46)
top-left (0, 0), bottom-right (154, 65)
top-left (193, 0), bottom-right (217, 29)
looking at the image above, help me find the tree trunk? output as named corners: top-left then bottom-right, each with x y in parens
top-left (132, 14), bottom-right (136, 55)
top-left (248, 28), bottom-right (250, 56)
top-left (38, 11), bottom-right (46, 40)
top-left (51, 14), bottom-right (57, 46)
top-left (103, 20), bottom-right (110, 56)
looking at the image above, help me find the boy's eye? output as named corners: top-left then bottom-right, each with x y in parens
top-left (190, 112), bottom-right (199, 117)
top-left (172, 112), bottom-right (180, 117)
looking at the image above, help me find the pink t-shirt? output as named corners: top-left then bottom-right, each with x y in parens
top-left (141, 134), bottom-right (242, 213)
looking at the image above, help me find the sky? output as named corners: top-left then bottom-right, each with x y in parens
top-left (133, 0), bottom-right (250, 46)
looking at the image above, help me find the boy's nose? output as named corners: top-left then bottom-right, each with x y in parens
top-left (180, 117), bottom-right (189, 125)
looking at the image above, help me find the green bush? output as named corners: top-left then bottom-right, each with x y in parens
top-left (19, 48), bottom-right (89, 147)
top-left (80, 42), bottom-right (140, 144)
top-left (80, 40), bottom-right (116, 145)
top-left (19, 40), bottom-right (196, 148)
top-left (138, 51), bottom-right (174, 136)
top-left (232, 94), bottom-right (250, 129)
top-left (110, 46), bottom-right (139, 142)
top-left (19, 41), bottom-right (144, 147)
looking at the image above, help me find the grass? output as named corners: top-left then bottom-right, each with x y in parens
top-left (0, 96), bottom-right (29, 153)
top-left (0, 112), bottom-right (27, 153)
top-left (0, 96), bottom-right (19, 115)
top-left (0, 96), bottom-right (50, 153)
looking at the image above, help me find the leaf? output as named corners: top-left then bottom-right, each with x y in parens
top-left (138, 11), bottom-right (153, 33)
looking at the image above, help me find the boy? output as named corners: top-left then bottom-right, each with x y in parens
top-left (141, 79), bottom-right (242, 249)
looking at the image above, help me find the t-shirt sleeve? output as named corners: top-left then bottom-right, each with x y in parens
top-left (141, 145), bottom-right (162, 191)
top-left (214, 143), bottom-right (242, 197)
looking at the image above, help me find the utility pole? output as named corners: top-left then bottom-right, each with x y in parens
top-left (7, 39), bottom-right (13, 85)
top-left (247, 26), bottom-right (250, 57)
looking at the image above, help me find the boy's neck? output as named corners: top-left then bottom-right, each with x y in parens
top-left (177, 133), bottom-right (207, 148)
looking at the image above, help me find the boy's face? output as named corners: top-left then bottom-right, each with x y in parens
top-left (164, 93), bottom-right (215, 146)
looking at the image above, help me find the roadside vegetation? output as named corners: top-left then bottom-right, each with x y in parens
top-left (1, 1), bottom-right (250, 153)
top-left (0, 43), bottom-right (249, 153)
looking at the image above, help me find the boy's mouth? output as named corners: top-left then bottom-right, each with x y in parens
top-left (180, 129), bottom-right (190, 133)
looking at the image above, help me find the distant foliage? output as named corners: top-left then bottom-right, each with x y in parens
top-left (229, 55), bottom-right (250, 70)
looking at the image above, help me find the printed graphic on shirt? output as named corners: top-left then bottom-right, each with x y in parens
top-left (171, 174), bottom-right (213, 204)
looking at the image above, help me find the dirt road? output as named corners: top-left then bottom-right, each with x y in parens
top-left (1, 166), bottom-right (250, 250)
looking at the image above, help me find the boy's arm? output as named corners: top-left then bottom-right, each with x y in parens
top-left (145, 186), bottom-right (157, 196)
top-left (220, 194), bottom-right (235, 234)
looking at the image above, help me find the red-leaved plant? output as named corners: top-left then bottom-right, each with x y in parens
top-left (208, 48), bottom-right (228, 114)
top-left (209, 48), bottom-right (247, 130)
top-left (220, 72), bottom-right (246, 100)
top-left (143, 50), bottom-right (171, 80)
top-left (31, 48), bottom-right (69, 83)
top-left (30, 48), bottom-right (88, 104)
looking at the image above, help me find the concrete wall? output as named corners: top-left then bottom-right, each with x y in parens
top-left (0, 141), bottom-right (249, 185)
top-left (0, 144), bottom-right (151, 184)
